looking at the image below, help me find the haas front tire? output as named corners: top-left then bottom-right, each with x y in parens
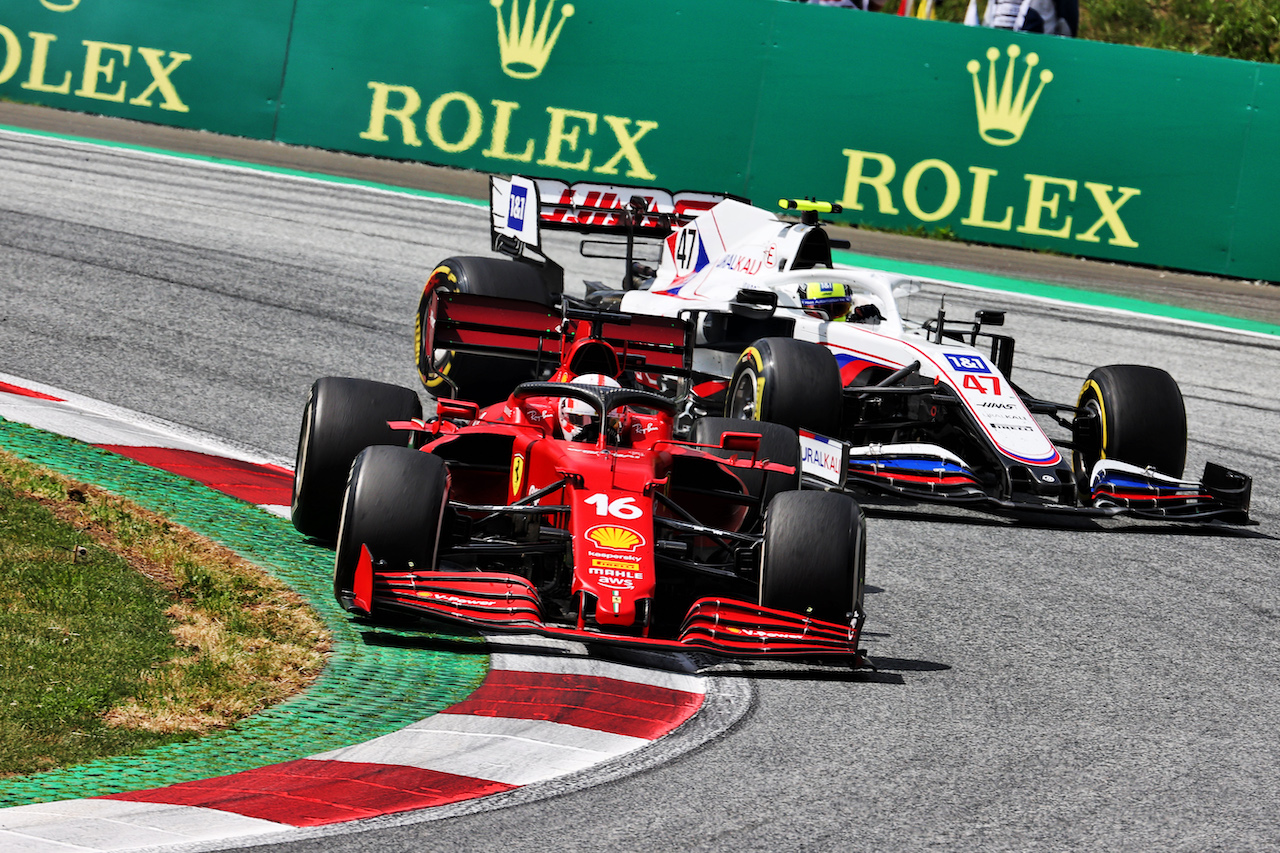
top-left (1072, 364), bottom-right (1187, 490)
top-left (416, 256), bottom-right (554, 406)
top-left (291, 377), bottom-right (422, 542)
top-left (333, 446), bottom-right (449, 613)
top-left (759, 491), bottom-right (865, 625)
top-left (726, 337), bottom-right (842, 436)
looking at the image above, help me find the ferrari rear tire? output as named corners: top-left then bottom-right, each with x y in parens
top-left (1072, 364), bottom-right (1187, 490)
top-left (333, 446), bottom-right (449, 612)
top-left (291, 377), bottom-right (422, 542)
top-left (759, 491), bottom-right (865, 625)
top-left (725, 337), bottom-right (842, 436)
top-left (415, 256), bottom-right (554, 406)
top-left (691, 416), bottom-right (801, 526)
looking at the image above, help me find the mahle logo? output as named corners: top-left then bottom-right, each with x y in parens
top-left (967, 44), bottom-right (1052, 147)
top-left (492, 0), bottom-right (573, 80)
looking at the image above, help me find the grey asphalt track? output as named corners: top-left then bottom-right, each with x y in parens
top-left (3, 105), bottom-right (1280, 852)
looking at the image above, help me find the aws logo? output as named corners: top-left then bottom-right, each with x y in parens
top-left (40, 0), bottom-right (80, 10)
top-left (492, 0), bottom-right (573, 80)
top-left (967, 44), bottom-right (1052, 147)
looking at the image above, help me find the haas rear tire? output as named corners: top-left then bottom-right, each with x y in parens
top-left (416, 256), bottom-right (554, 406)
top-left (726, 337), bottom-right (842, 436)
top-left (759, 491), bottom-right (865, 625)
top-left (333, 446), bottom-right (449, 612)
top-left (1072, 365), bottom-right (1187, 488)
top-left (691, 417), bottom-right (801, 527)
top-left (291, 377), bottom-right (422, 542)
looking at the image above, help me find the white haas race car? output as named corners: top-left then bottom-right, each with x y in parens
top-left (415, 175), bottom-right (1251, 525)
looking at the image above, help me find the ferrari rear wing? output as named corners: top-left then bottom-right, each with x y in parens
top-left (424, 290), bottom-right (695, 379)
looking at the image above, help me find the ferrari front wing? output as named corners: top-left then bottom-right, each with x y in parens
top-left (350, 547), bottom-right (864, 660)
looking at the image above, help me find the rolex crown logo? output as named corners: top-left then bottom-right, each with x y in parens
top-left (967, 45), bottom-right (1053, 147)
top-left (493, 0), bottom-right (574, 80)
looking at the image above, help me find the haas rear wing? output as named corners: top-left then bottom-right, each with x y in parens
top-left (423, 290), bottom-right (695, 380)
top-left (490, 174), bottom-right (738, 254)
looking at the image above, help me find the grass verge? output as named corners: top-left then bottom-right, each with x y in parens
top-left (882, 0), bottom-right (1278, 63)
top-left (0, 448), bottom-right (330, 778)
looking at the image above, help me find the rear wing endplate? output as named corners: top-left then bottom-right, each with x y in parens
top-left (490, 174), bottom-right (739, 255)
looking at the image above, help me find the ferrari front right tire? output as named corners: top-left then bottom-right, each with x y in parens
top-left (333, 446), bottom-right (449, 612)
top-left (759, 491), bottom-right (865, 625)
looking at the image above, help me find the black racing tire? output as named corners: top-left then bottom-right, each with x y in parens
top-left (691, 416), bottom-right (801, 526)
top-left (333, 446), bottom-right (449, 612)
top-left (1072, 364), bottom-right (1187, 488)
top-left (759, 491), bottom-right (865, 625)
top-left (415, 256), bottom-right (554, 406)
top-left (291, 377), bottom-right (422, 542)
top-left (725, 337), bottom-right (842, 436)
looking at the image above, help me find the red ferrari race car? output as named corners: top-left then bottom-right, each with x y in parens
top-left (291, 295), bottom-right (868, 660)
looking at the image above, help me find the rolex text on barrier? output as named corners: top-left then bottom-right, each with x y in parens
top-left (1, 0), bottom-right (1276, 281)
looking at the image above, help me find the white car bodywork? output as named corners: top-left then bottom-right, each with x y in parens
top-left (619, 198), bottom-right (1061, 472)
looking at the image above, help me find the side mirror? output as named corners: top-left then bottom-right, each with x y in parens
top-left (730, 288), bottom-right (777, 319)
top-left (720, 431), bottom-right (763, 454)
top-left (437, 399), bottom-right (480, 423)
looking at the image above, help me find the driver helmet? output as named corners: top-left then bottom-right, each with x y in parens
top-left (799, 281), bottom-right (853, 321)
top-left (558, 373), bottom-right (622, 442)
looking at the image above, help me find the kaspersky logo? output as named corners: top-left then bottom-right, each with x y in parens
top-left (492, 0), bottom-right (573, 80)
top-left (967, 45), bottom-right (1052, 147)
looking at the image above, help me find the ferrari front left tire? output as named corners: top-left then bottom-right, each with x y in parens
top-left (333, 446), bottom-right (449, 612)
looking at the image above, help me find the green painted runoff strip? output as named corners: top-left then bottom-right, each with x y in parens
top-left (0, 122), bottom-right (481, 207)
top-left (0, 419), bottom-right (489, 807)
top-left (834, 249), bottom-right (1280, 339)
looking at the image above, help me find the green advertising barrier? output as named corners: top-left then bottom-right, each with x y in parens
top-left (2, 0), bottom-right (1277, 281)
top-left (273, 0), bottom-right (1280, 282)
top-left (274, 0), bottom-right (768, 190)
top-left (753, 5), bottom-right (1280, 283)
top-left (0, 0), bottom-right (293, 139)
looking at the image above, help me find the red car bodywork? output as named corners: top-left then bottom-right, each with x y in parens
top-left (346, 291), bottom-right (866, 660)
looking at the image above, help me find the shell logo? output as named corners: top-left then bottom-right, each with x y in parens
top-left (585, 525), bottom-right (645, 552)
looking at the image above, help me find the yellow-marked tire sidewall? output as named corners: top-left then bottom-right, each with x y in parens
top-left (416, 265), bottom-right (459, 389)
top-left (1072, 379), bottom-right (1107, 487)
top-left (731, 346), bottom-right (765, 421)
